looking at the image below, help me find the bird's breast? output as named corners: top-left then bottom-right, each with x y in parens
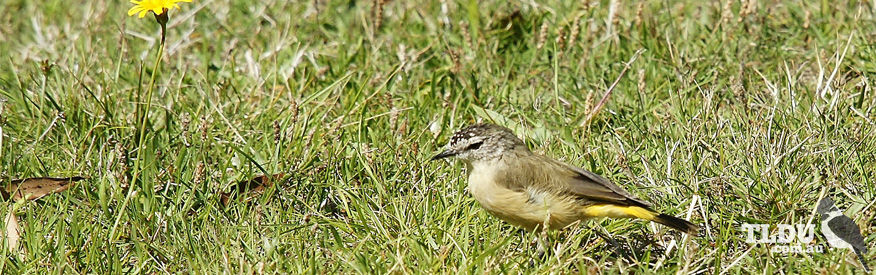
top-left (821, 219), bottom-right (854, 249)
top-left (467, 161), bottom-right (580, 230)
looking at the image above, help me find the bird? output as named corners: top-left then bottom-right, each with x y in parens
top-left (431, 123), bottom-right (699, 235)
top-left (817, 197), bottom-right (870, 272)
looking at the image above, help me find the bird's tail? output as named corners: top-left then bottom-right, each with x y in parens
top-left (581, 205), bottom-right (700, 235)
top-left (855, 248), bottom-right (871, 272)
top-left (651, 213), bottom-right (700, 236)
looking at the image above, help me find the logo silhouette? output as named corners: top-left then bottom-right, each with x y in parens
top-left (817, 197), bottom-right (870, 272)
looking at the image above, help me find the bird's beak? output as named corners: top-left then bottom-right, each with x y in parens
top-left (431, 150), bottom-right (456, 161)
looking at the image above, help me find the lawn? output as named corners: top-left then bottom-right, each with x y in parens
top-left (0, 0), bottom-right (874, 273)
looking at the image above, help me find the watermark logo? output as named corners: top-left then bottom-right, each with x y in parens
top-left (816, 197), bottom-right (870, 272)
top-left (741, 223), bottom-right (823, 254)
top-left (740, 197), bottom-right (870, 271)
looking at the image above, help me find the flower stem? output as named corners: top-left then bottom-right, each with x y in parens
top-left (133, 27), bottom-right (164, 186)
top-left (110, 23), bottom-right (166, 242)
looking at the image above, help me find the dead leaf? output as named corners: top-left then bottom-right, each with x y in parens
top-left (4, 177), bottom-right (85, 201)
top-left (4, 211), bottom-right (19, 253)
top-left (221, 174), bottom-right (284, 206)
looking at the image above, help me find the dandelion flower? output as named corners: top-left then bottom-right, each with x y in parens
top-left (127, 0), bottom-right (192, 18)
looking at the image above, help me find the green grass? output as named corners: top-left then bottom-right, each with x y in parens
top-left (0, 0), bottom-right (874, 273)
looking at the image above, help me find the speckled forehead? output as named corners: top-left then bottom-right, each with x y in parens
top-left (449, 127), bottom-right (483, 146)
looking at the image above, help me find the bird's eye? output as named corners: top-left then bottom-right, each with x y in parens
top-left (466, 141), bottom-right (483, 150)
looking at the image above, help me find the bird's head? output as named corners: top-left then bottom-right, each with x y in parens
top-left (431, 123), bottom-right (526, 163)
top-left (816, 197), bottom-right (837, 215)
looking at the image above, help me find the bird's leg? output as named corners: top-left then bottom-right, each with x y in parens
top-left (535, 212), bottom-right (553, 259)
top-left (525, 227), bottom-right (548, 266)
top-left (585, 224), bottom-right (632, 261)
top-left (535, 231), bottom-right (548, 258)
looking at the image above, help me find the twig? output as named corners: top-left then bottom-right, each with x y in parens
top-left (581, 49), bottom-right (645, 127)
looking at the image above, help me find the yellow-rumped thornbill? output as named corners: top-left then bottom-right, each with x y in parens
top-left (432, 123), bottom-right (699, 235)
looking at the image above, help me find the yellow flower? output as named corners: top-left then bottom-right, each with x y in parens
top-left (127, 0), bottom-right (192, 18)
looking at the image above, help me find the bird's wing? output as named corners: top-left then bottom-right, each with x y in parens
top-left (519, 155), bottom-right (653, 208)
top-left (828, 215), bottom-right (868, 252)
top-left (497, 154), bottom-right (653, 208)
top-left (565, 164), bottom-right (653, 208)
